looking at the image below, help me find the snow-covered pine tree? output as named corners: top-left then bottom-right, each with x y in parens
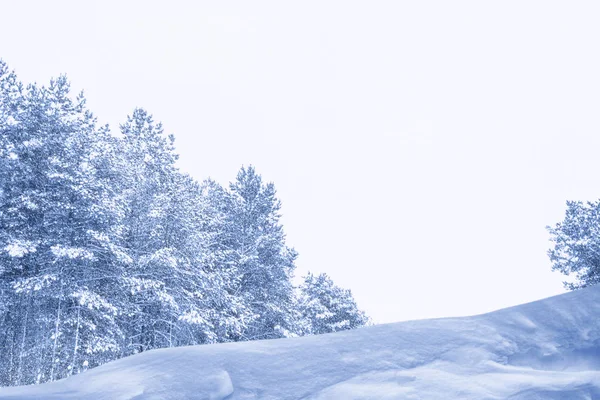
top-left (547, 200), bottom-right (600, 290)
top-left (297, 273), bottom-right (370, 335)
top-left (148, 172), bottom-right (221, 346)
top-left (0, 63), bottom-right (125, 385)
top-left (116, 109), bottom-right (183, 353)
top-left (195, 179), bottom-right (255, 342)
top-left (224, 166), bottom-right (298, 340)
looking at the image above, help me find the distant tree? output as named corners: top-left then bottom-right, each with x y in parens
top-left (297, 273), bottom-right (370, 335)
top-left (547, 200), bottom-right (600, 290)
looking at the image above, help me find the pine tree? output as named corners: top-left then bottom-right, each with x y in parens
top-left (224, 166), bottom-right (298, 340)
top-left (192, 179), bottom-right (254, 342)
top-left (297, 273), bottom-right (370, 335)
top-left (116, 108), bottom-right (183, 353)
top-left (0, 63), bottom-right (125, 385)
top-left (547, 200), bottom-right (600, 289)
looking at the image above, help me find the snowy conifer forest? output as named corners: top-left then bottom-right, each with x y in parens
top-left (0, 60), bottom-right (369, 387)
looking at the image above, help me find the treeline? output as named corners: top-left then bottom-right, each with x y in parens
top-left (0, 61), bottom-right (369, 387)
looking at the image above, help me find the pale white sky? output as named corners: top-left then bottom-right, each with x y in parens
top-left (2, 1), bottom-right (600, 324)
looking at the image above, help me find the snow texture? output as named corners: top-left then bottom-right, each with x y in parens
top-left (4, 241), bottom-right (36, 258)
top-left (3, 287), bottom-right (600, 399)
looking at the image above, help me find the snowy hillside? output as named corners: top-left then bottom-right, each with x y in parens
top-left (2, 287), bottom-right (600, 399)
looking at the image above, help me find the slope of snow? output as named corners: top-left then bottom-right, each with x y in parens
top-left (2, 287), bottom-right (600, 399)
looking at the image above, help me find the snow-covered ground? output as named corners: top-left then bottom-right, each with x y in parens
top-left (2, 287), bottom-right (600, 399)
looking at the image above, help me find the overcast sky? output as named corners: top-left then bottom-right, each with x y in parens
top-left (3, 1), bottom-right (600, 323)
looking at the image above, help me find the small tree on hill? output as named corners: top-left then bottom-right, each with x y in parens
top-left (297, 273), bottom-right (370, 335)
top-left (547, 200), bottom-right (600, 290)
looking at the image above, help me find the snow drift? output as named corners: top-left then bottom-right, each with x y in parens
top-left (2, 286), bottom-right (600, 399)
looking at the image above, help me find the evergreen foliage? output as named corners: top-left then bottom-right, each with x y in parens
top-left (547, 200), bottom-right (600, 290)
top-left (0, 61), bottom-right (369, 387)
top-left (297, 273), bottom-right (370, 335)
